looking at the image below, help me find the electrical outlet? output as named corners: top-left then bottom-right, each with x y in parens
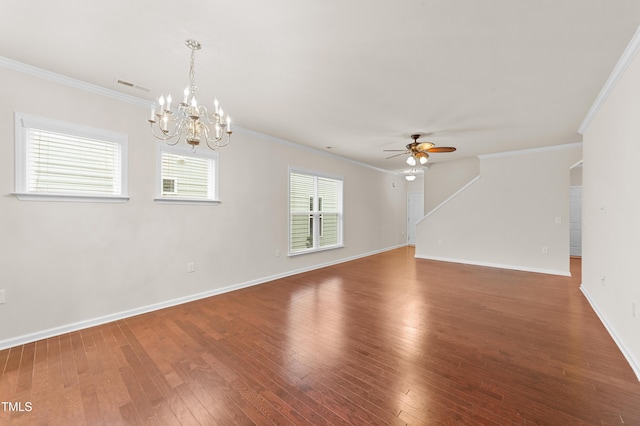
top-left (187, 262), bottom-right (195, 273)
top-left (0, 289), bottom-right (5, 304)
top-left (542, 247), bottom-right (549, 254)
top-left (600, 275), bottom-right (606, 286)
top-left (275, 249), bottom-right (280, 258)
top-left (555, 217), bottom-right (562, 224)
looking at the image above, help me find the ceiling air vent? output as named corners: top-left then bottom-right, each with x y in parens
top-left (116, 79), bottom-right (150, 92)
top-left (116, 79), bottom-right (134, 87)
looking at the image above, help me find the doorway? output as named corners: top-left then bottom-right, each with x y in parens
top-left (569, 186), bottom-right (582, 257)
top-left (569, 162), bottom-right (582, 257)
top-left (407, 192), bottom-right (424, 246)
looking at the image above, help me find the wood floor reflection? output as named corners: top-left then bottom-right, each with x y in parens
top-left (2, 247), bottom-right (639, 425)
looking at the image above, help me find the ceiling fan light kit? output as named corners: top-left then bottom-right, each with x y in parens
top-left (405, 168), bottom-right (421, 181)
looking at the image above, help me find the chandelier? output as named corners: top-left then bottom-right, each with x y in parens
top-left (148, 39), bottom-right (231, 150)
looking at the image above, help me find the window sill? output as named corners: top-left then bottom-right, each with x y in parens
top-left (13, 193), bottom-right (129, 203)
top-left (154, 198), bottom-right (221, 206)
top-left (288, 244), bottom-right (344, 257)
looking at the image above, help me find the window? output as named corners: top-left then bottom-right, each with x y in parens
top-left (289, 169), bottom-right (343, 255)
top-left (155, 143), bottom-right (219, 204)
top-left (14, 112), bottom-right (128, 201)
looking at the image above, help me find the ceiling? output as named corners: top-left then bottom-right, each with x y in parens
top-left (2, 1), bottom-right (640, 172)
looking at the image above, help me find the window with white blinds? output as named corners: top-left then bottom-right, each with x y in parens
top-left (289, 170), bottom-right (343, 255)
top-left (156, 143), bottom-right (218, 203)
top-left (14, 113), bottom-right (128, 201)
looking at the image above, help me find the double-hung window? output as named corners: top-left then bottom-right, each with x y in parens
top-left (289, 169), bottom-right (343, 255)
top-left (14, 112), bottom-right (128, 201)
top-left (155, 143), bottom-right (219, 204)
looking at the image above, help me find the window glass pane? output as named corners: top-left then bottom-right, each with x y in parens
top-left (162, 178), bottom-right (177, 194)
top-left (160, 152), bottom-right (212, 199)
top-left (26, 128), bottom-right (121, 195)
top-left (318, 177), bottom-right (340, 211)
top-left (290, 173), bottom-right (315, 212)
top-left (319, 213), bottom-right (339, 247)
top-left (289, 171), bottom-right (342, 254)
top-left (290, 213), bottom-right (315, 252)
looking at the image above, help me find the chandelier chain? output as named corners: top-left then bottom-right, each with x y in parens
top-left (188, 47), bottom-right (198, 96)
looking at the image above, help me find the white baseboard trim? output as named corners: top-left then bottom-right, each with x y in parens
top-left (414, 254), bottom-right (571, 276)
top-left (580, 285), bottom-right (640, 381)
top-left (0, 244), bottom-right (406, 351)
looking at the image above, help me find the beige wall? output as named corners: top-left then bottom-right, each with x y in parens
top-left (415, 145), bottom-right (581, 275)
top-left (423, 157), bottom-right (480, 214)
top-left (405, 174), bottom-right (424, 194)
top-left (581, 48), bottom-right (640, 378)
top-left (0, 65), bottom-right (408, 347)
top-left (570, 164), bottom-right (583, 186)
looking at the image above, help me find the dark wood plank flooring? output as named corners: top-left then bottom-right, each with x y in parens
top-left (1, 247), bottom-right (639, 425)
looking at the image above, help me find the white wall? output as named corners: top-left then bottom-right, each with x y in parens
top-left (581, 47), bottom-right (640, 378)
top-left (423, 157), bottom-right (480, 213)
top-left (405, 174), bottom-right (424, 195)
top-left (570, 164), bottom-right (583, 186)
top-left (0, 64), bottom-right (408, 347)
top-left (415, 145), bottom-right (581, 275)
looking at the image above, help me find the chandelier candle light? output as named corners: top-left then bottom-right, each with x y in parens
top-left (148, 39), bottom-right (231, 150)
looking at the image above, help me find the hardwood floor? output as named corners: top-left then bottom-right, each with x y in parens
top-left (1, 247), bottom-right (639, 425)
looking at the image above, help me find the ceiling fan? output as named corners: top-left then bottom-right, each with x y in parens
top-left (385, 134), bottom-right (456, 166)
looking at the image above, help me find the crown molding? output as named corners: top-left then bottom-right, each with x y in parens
top-left (579, 25), bottom-right (640, 134)
top-left (0, 56), bottom-right (151, 108)
top-left (477, 142), bottom-right (582, 160)
top-left (235, 126), bottom-right (399, 175)
top-left (1, 55), bottom-right (399, 176)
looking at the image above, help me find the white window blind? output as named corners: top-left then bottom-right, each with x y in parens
top-left (289, 170), bottom-right (343, 255)
top-left (290, 173), bottom-right (315, 252)
top-left (14, 113), bottom-right (128, 201)
top-left (317, 176), bottom-right (341, 248)
top-left (26, 129), bottom-right (122, 195)
top-left (156, 143), bottom-right (218, 203)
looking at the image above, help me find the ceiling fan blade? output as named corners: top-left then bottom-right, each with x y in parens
top-left (385, 152), bottom-right (408, 159)
top-left (426, 147), bottom-right (457, 153)
top-left (416, 142), bottom-right (435, 151)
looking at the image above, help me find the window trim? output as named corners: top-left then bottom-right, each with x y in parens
top-left (288, 167), bottom-right (344, 256)
top-left (154, 142), bottom-right (220, 205)
top-left (13, 112), bottom-right (129, 202)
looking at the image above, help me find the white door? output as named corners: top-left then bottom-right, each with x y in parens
top-left (407, 192), bottom-right (424, 246)
top-left (569, 186), bottom-right (582, 257)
